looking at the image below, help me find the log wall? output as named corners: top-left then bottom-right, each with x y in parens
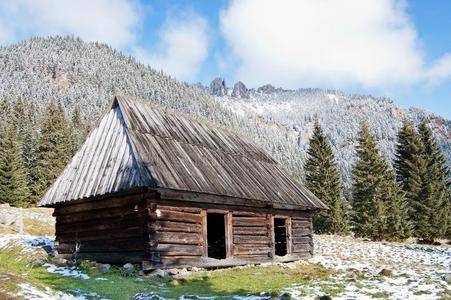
top-left (231, 211), bottom-right (272, 258)
top-left (291, 215), bottom-right (314, 257)
top-left (53, 191), bottom-right (314, 267)
top-left (148, 204), bottom-right (204, 267)
top-left (53, 193), bottom-right (150, 263)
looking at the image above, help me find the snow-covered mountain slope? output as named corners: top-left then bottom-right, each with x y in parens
top-left (0, 36), bottom-right (449, 188)
top-left (211, 83), bottom-right (451, 186)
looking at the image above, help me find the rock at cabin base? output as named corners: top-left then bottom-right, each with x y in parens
top-left (96, 263), bottom-right (111, 273)
top-left (149, 268), bottom-right (168, 277)
top-left (123, 263), bottom-right (135, 273)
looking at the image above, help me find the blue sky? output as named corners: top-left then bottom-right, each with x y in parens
top-left (0, 0), bottom-right (450, 119)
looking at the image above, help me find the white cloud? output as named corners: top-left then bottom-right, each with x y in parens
top-left (0, 0), bottom-right (140, 48)
top-left (133, 13), bottom-right (209, 82)
top-left (220, 0), bottom-right (451, 88)
top-left (426, 54), bottom-right (451, 86)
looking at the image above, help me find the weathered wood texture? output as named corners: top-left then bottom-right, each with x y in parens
top-left (53, 194), bottom-right (150, 263)
top-left (231, 212), bottom-right (272, 257)
top-left (39, 95), bottom-right (326, 212)
top-left (149, 204), bottom-right (204, 262)
top-left (290, 216), bottom-right (313, 257)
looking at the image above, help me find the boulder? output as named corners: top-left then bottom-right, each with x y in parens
top-left (96, 263), bottom-right (111, 273)
top-left (149, 268), bottom-right (168, 277)
top-left (444, 274), bottom-right (451, 283)
top-left (378, 268), bottom-right (393, 277)
top-left (52, 257), bottom-right (68, 266)
top-left (279, 292), bottom-right (292, 300)
top-left (314, 296), bottom-right (333, 300)
top-left (123, 263), bottom-right (135, 273)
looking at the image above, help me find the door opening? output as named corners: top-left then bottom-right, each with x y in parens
top-left (207, 213), bottom-right (226, 259)
top-left (274, 218), bottom-right (287, 256)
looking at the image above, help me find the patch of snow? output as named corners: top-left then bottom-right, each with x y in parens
top-left (43, 263), bottom-right (90, 280)
top-left (17, 283), bottom-right (85, 300)
top-left (23, 236), bottom-right (54, 248)
top-left (95, 277), bottom-right (109, 281)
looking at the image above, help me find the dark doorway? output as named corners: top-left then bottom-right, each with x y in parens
top-left (207, 213), bottom-right (226, 259)
top-left (274, 218), bottom-right (287, 256)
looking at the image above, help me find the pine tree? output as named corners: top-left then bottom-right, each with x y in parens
top-left (304, 118), bottom-right (349, 234)
top-left (393, 119), bottom-right (424, 224)
top-left (351, 121), bottom-right (410, 241)
top-left (415, 121), bottom-right (450, 243)
top-left (384, 175), bottom-right (412, 241)
top-left (0, 125), bottom-right (31, 206)
top-left (32, 102), bottom-right (72, 201)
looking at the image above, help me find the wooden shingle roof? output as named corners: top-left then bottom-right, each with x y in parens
top-left (39, 96), bottom-right (326, 210)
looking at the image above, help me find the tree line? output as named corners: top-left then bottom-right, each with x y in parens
top-left (305, 118), bottom-right (450, 243)
top-left (0, 96), bottom-right (449, 243)
top-left (0, 98), bottom-right (90, 206)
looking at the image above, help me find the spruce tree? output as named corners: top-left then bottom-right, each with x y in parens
top-left (304, 118), bottom-right (349, 234)
top-left (415, 121), bottom-right (450, 242)
top-left (351, 121), bottom-right (410, 241)
top-left (32, 102), bottom-right (72, 201)
top-left (394, 119), bottom-right (424, 216)
top-left (0, 125), bottom-right (31, 206)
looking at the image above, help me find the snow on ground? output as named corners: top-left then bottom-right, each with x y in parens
top-left (43, 263), bottom-right (90, 280)
top-left (1, 234), bottom-right (449, 299)
top-left (283, 235), bottom-right (451, 299)
top-left (17, 283), bottom-right (85, 300)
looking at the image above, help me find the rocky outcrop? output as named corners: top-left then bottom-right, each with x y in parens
top-left (209, 77), bottom-right (227, 97)
top-left (257, 84), bottom-right (276, 94)
top-left (231, 81), bottom-right (249, 99)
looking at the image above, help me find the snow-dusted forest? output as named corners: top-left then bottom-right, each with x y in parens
top-left (0, 36), bottom-right (450, 188)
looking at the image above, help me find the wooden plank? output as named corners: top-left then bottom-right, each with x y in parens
top-left (56, 205), bottom-right (141, 224)
top-left (157, 209), bottom-right (202, 224)
top-left (56, 227), bottom-right (145, 243)
top-left (201, 209), bottom-right (207, 257)
top-left (225, 212), bottom-right (233, 258)
top-left (154, 244), bottom-right (203, 256)
top-left (233, 235), bottom-right (270, 244)
top-left (56, 214), bottom-right (146, 233)
top-left (156, 205), bottom-right (201, 213)
top-left (58, 251), bottom-right (150, 263)
top-left (151, 221), bottom-right (201, 233)
top-left (292, 228), bottom-right (312, 237)
top-left (291, 221), bottom-right (312, 229)
top-left (292, 243), bottom-right (313, 253)
top-left (232, 217), bottom-right (267, 227)
top-left (157, 231), bottom-right (202, 245)
top-left (292, 237), bottom-right (313, 245)
top-left (232, 211), bottom-right (266, 217)
top-left (233, 227), bottom-right (268, 236)
top-left (268, 214), bottom-right (275, 258)
top-left (54, 194), bottom-right (144, 215)
top-left (57, 239), bottom-right (147, 253)
top-left (233, 245), bottom-right (271, 256)
top-left (286, 217), bottom-right (292, 255)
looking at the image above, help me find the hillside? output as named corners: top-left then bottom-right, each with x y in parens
top-left (0, 36), bottom-right (450, 188)
top-left (208, 80), bottom-right (451, 186)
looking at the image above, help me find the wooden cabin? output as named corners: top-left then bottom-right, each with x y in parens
top-left (38, 95), bottom-right (326, 269)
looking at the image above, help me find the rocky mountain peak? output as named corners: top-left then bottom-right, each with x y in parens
top-left (231, 81), bottom-right (249, 99)
top-left (257, 84), bottom-right (276, 94)
top-left (209, 77), bottom-right (227, 97)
